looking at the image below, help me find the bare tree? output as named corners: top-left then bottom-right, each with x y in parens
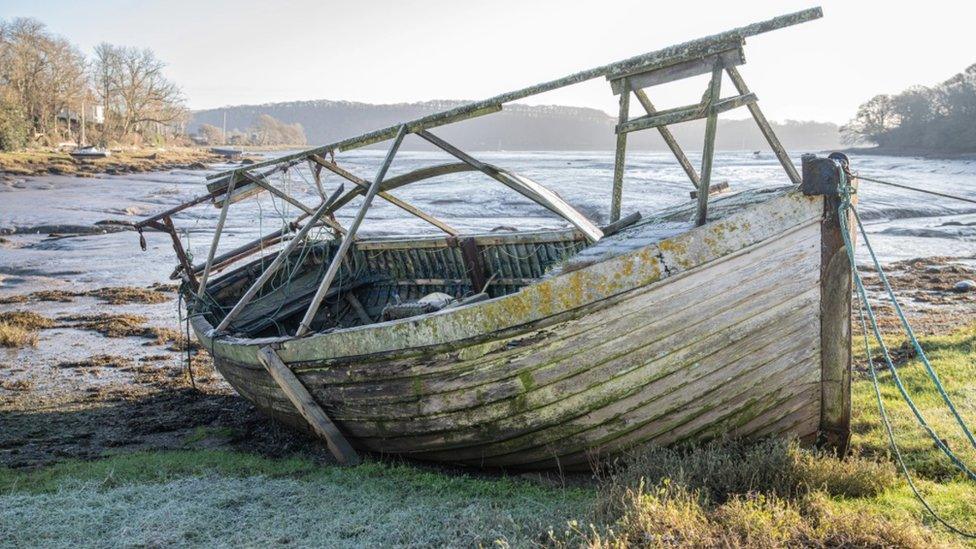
top-left (0, 18), bottom-right (87, 144)
top-left (91, 43), bottom-right (186, 143)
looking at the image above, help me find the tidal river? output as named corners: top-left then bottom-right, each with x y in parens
top-left (2, 150), bottom-right (975, 298)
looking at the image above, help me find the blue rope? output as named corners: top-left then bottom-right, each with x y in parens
top-left (837, 168), bottom-right (976, 537)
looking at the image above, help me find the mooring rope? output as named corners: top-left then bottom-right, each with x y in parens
top-left (859, 174), bottom-right (976, 206)
top-left (838, 169), bottom-right (976, 537)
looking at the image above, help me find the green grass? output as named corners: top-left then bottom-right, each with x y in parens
top-left (0, 452), bottom-right (593, 547)
top-left (2, 324), bottom-right (976, 547)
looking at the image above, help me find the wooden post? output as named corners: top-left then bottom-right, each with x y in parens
top-left (802, 155), bottom-right (854, 454)
top-left (697, 63), bottom-right (722, 226)
top-left (632, 88), bottom-right (701, 190)
top-left (726, 66), bottom-right (800, 185)
top-left (296, 125), bottom-right (408, 337)
top-left (610, 81), bottom-right (630, 223)
top-left (161, 216), bottom-right (198, 291)
top-left (197, 177), bottom-right (237, 297)
top-left (257, 346), bottom-right (360, 465)
top-left (215, 185), bottom-right (345, 333)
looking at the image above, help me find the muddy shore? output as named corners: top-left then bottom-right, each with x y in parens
top-left (1, 256), bottom-right (973, 470)
top-left (0, 147), bottom-right (222, 179)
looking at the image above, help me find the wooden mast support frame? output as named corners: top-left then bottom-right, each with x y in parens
top-left (257, 346), bottom-right (360, 465)
top-left (296, 125), bottom-right (409, 337)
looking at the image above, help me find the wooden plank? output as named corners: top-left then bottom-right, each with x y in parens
top-left (726, 66), bottom-right (801, 185)
top-left (296, 125), bottom-right (408, 337)
top-left (257, 346), bottom-right (360, 465)
top-left (617, 92), bottom-right (756, 134)
top-left (308, 154), bottom-right (459, 236)
top-left (697, 63), bottom-right (723, 226)
top-left (215, 185), bottom-right (345, 333)
top-left (632, 89), bottom-right (700, 189)
top-left (609, 46), bottom-right (744, 94)
top-left (610, 83), bottom-right (630, 223)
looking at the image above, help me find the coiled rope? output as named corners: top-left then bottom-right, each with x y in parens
top-left (838, 168), bottom-right (976, 537)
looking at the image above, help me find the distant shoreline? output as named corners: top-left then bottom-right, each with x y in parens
top-left (840, 147), bottom-right (976, 161)
top-left (0, 147), bottom-right (221, 179)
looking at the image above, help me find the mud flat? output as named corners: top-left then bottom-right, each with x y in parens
top-left (0, 147), bottom-right (221, 178)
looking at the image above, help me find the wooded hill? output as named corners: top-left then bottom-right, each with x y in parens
top-left (190, 100), bottom-right (840, 151)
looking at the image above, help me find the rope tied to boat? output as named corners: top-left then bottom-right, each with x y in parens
top-left (836, 165), bottom-right (976, 538)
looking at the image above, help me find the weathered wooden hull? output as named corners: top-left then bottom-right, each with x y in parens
top-left (191, 189), bottom-right (850, 469)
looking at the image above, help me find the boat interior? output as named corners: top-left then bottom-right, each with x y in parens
top-left (196, 185), bottom-right (790, 339)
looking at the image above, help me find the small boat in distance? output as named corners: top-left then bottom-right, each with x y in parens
top-left (210, 147), bottom-right (244, 159)
top-left (135, 8), bottom-right (851, 470)
top-left (69, 146), bottom-right (111, 159)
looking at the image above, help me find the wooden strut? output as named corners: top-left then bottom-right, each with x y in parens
top-left (415, 129), bottom-right (603, 242)
top-left (632, 88), bottom-right (701, 189)
top-left (697, 61), bottom-right (723, 227)
top-left (611, 80), bottom-right (630, 223)
top-left (215, 185), bottom-right (345, 333)
top-left (296, 125), bottom-right (409, 337)
top-left (257, 346), bottom-right (360, 465)
top-left (307, 154), bottom-right (459, 236)
top-left (726, 66), bottom-right (801, 185)
top-left (197, 177), bottom-right (237, 297)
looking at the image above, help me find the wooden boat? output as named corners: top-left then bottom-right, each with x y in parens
top-left (210, 147), bottom-right (244, 159)
top-left (136, 7), bottom-right (853, 469)
top-left (70, 145), bottom-right (111, 159)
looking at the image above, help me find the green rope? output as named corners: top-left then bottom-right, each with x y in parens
top-left (837, 168), bottom-right (976, 537)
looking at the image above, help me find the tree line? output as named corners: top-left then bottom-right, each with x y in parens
top-left (842, 63), bottom-right (976, 153)
top-left (0, 17), bottom-right (186, 151)
top-left (196, 114), bottom-right (306, 147)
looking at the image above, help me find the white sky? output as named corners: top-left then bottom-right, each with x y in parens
top-left (2, 0), bottom-right (973, 123)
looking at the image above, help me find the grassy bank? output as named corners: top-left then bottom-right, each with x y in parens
top-left (0, 147), bottom-right (219, 177)
top-left (2, 324), bottom-right (974, 546)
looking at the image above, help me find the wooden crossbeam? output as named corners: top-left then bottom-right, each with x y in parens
top-left (308, 154), bottom-right (459, 236)
top-left (257, 346), bottom-right (360, 465)
top-left (609, 44), bottom-right (744, 94)
top-left (616, 92), bottom-right (756, 134)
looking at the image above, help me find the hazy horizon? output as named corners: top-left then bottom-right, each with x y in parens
top-left (2, 0), bottom-right (974, 125)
